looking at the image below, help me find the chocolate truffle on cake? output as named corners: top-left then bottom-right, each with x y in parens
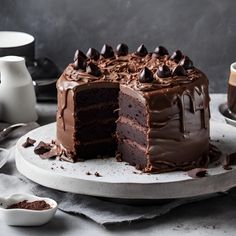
top-left (56, 43), bottom-right (210, 173)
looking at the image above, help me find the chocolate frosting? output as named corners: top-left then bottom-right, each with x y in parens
top-left (56, 47), bottom-right (210, 172)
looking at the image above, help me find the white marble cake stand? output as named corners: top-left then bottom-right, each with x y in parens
top-left (15, 121), bottom-right (236, 199)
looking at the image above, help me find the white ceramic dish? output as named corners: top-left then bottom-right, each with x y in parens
top-left (0, 148), bottom-right (9, 169)
top-left (15, 121), bottom-right (236, 200)
top-left (0, 193), bottom-right (57, 226)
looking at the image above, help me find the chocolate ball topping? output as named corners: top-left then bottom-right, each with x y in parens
top-left (101, 44), bottom-right (115, 58)
top-left (86, 62), bottom-right (101, 77)
top-left (172, 65), bottom-right (187, 77)
top-left (74, 49), bottom-right (87, 61)
top-left (74, 56), bottom-right (87, 71)
top-left (139, 67), bottom-right (154, 83)
top-left (179, 56), bottom-right (194, 70)
top-left (156, 65), bottom-right (171, 78)
top-left (135, 44), bottom-right (148, 57)
top-left (170, 50), bottom-right (183, 63)
top-left (86, 48), bottom-right (100, 61)
top-left (153, 46), bottom-right (169, 57)
top-left (116, 43), bottom-right (129, 56)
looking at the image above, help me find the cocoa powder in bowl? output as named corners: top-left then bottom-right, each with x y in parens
top-left (7, 200), bottom-right (51, 211)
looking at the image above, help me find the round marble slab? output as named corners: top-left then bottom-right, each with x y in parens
top-left (15, 122), bottom-right (236, 199)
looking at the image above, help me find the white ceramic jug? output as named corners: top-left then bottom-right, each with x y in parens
top-left (0, 56), bottom-right (38, 123)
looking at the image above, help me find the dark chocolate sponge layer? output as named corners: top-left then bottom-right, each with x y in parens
top-left (56, 44), bottom-right (210, 173)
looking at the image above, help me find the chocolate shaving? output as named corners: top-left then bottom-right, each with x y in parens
top-left (187, 168), bottom-right (207, 178)
top-left (57, 154), bottom-right (75, 163)
top-left (223, 152), bottom-right (236, 170)
top-left (209, 143), bottom-right (222, 163)
top-left (22, 137), bottom-right (36, 148)
top-left (39, 145), bottom-right (60, 159)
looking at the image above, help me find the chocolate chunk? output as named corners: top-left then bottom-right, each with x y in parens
top-left (73, 49), bottom-right (87, 61)
top-left (187, 168), bottom-right (207, 178)
top-left (100, 44), bottom-right (114, 58)
top-left (135, 44), bottom-right (148, 57)
top-left (172, 65), bottom-right (187, 76)
top-left (170, 50), bottom-right (183, 63)
top-left (86, 171), bottom-right (91, 175)
top-left (34, 141), bottom-right (51, 155)
top-left (86, 48), bottom-right (100, 61)
top-left (179, 56), bottom-right (194, 70)
top-left (22, 137), bottom-right (36, 148)
top-left (156, 65), bottom-right (171, 78)
top-left (86, 62), bottom-right (101, 77)
top-left (74, 56), bottom-right (87, 70)
top-left (116, 43), bottom-right (129, 56)
top-left (153, 46), bottom-right (169, 57)
top-left (139, 67), bottom-right (154, 83)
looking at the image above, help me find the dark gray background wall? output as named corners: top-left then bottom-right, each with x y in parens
top-left (1, 0), bottom-right (236, 92)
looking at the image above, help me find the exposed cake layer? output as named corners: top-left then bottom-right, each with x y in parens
top-left (75, 118), bottom-right (116, 142)
top-left (56, 82), bottom-right (119, 160)
top-left (75, 138), bottom-right (117, 159)
top-left (118, 92), bottom-right (147, 127)
top-left (117, 116), bottom-right (148, 146)
top-left (118, 138), bottom-right (148, 169)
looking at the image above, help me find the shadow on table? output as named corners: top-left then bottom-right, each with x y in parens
top-left (8, 214), bottom-right (69, 234)
top-left (105, 192), bottom-right (236, 233)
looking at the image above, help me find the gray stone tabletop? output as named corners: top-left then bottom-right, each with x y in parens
top-left (1, 93), bottom-right (236, 236)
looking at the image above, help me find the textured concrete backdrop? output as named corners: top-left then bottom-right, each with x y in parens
top-left (1, 0), bottom-right (236, 92)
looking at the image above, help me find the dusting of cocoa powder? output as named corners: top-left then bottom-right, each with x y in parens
top-left (7, 200), bottom-right (51, 211)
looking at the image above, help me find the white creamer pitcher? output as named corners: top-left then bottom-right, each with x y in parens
top-left (0, 56), bottom-right (37, 123)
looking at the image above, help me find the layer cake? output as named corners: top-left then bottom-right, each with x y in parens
top-left (56, 44), bottom-right (210, 173)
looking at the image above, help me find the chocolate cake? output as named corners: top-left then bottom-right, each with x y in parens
top-left (56, 43), bottom-right (210, 173)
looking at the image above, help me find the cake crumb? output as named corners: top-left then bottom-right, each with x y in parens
top-left (94, 172), bottom-right (102, 177)
top-left (115, 152), bottom-right (122, 162)
top-left (86, 171), bottom-right (91, 175)
top-left (187, 168), bottom-right (207, 178)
